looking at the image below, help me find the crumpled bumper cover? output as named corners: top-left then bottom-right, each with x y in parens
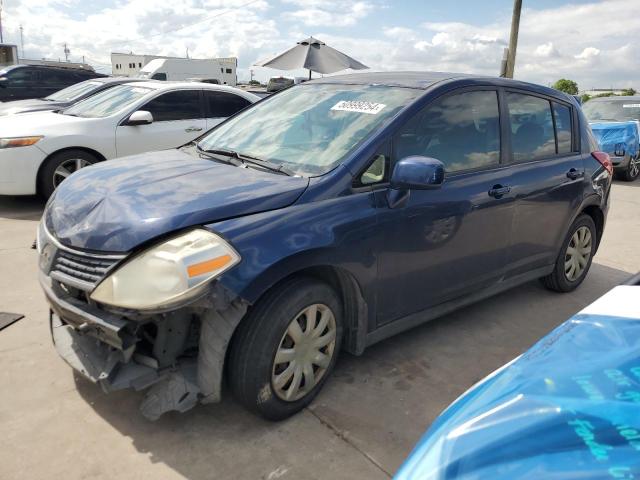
top-left (41, 271), bottom-right (248, 420)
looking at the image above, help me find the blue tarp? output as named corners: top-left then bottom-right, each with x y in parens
top-left (395, 286), bottom-right (640, 480)
top-left (591, 121), bottom-right (639, 159)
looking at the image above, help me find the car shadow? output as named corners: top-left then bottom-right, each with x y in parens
top-left (0, 195), bottom-right (45, 221)
top-left (73, 261), bottom-right (633, 478)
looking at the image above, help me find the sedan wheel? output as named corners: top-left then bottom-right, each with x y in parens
top-left (564, 226), bottom-right (592, 282)
top-left (272, 303), bottom-right (337, 402)
top-left (53, 158), bottom-right (92, 189)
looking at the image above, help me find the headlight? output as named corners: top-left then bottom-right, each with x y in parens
top-left (0, 136), bottom-right (43, 148)
top-left (90, 229), bottom-right (240, 311)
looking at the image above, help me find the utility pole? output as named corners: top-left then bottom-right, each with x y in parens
top-left (63, 42), bottom-right (70, 62)
top-left (504, 0), bottom-right (522, 78)
top-left (20, 25), bottom-right (24, 58)
top-left (0, 0), bottom-right (4, 44)
top-left (250, 69), bottom-right (254, 83)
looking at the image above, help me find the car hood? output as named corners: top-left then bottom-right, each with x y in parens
top-left (0, 109), bottom-right (88, 136)
top-left (46, 149), bottom-right (310, 252)
top-left (0, 99), bottom-right (66, 116)
top-left (590, 120), bottom-right (639, 155)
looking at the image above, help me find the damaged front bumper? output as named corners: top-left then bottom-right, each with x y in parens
top-left (40, 270), bottom-right (248, 420)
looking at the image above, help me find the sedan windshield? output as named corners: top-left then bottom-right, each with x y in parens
top-left (583, 99), bottom-right (640, 122)
top-left (63, 84), bottom-right (152, 118)
top-left (198, 83), bottom-right (420, 176)
top-left (45, 81), bottom-right (102, 102)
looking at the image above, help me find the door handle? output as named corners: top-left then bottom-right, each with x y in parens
top-left (566, 168), bottom-right (585, 180)
top-left (488, 185), bottom-right (511, 198)
top-left (185, 126), bottom-right (203, 132)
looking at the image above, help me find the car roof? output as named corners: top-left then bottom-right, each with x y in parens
top-left (307, 71), bottom-right (573, 101)
top-left (118, 81), bottom-right (260, 100)
top-left (589, 95), bottom-right (640, 102)
top-left (92, 76), bottom-right (150, 85)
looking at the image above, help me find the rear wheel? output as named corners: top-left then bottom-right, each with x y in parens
top-left (621, 155), bottom-right (640, 182)
top-left (38, 149), bottom-right (98, 199)
top-left (541, 214), bottom-right (596, 292)
top-left (228, 277), bottom-right (343, 420)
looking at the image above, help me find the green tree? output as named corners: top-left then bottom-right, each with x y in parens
top-left (621, 88), bottom-right (637, 96)
top-left (580, 94), bottom-right (591, 104)
top-left (552, 79), bottom-right (579, 95)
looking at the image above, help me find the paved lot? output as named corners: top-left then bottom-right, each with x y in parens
top-left (1, 182), bottom-right (639, 480)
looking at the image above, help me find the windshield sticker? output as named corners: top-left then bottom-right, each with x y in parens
top-left (623, 104), bottom-right (640, 108)
top-left (331, 101), bottom-right (386, 115)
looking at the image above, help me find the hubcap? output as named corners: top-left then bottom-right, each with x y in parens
top-left (272, 303), bottom-right (337, 402)
top-left (564, 226), bottom-right (592, 282)
top-left (629, 157), bottom-right (640, 179)
top-left (53, 158), bottom-right (91, 188)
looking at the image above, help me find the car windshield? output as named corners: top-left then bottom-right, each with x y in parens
top-left (583, 99), bottom-right (640, 122)
top-left (63, 84), bottom-right (152, 118)
top-left (45, 81), bottom-right (103, 102)
top-left (197, 83), bottom-right (420, 176)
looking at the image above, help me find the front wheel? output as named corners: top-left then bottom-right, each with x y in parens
top-left (38, 149), bottom-right (98, 199)
top-left (621, 155), bottom-right (640, 182)
top-left (541, 214), bottom-right (597, 292)
top-left (228, 277), bottom-right (343, 420)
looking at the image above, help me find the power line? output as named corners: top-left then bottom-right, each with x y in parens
top-left (109, 0), bottom-right (263, 47)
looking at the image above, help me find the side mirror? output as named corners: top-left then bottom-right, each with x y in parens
top-left (388, 156), bottom-right (445, 208)
top-left (0, 77), bottom-right (7, 87)
top-left (390, 156), bottom-right (445, 190)
top-left (125, 110), bottom-right (153, 126)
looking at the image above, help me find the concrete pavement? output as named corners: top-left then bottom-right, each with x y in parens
top-left (1, 181), bottom-right (638, 479)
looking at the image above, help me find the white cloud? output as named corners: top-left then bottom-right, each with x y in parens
top-left (281, 1), bottom-right (375, 27)
top-left (0, 0), bottom-right (638, 89)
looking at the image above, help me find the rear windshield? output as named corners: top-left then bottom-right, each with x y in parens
top-left (583, 100), bottom-right (640, 122)
top-left (45, 81), bottom-right (102, 102)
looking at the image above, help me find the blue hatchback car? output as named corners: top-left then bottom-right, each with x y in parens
top-left (37, 72), bottom-right (612, 420)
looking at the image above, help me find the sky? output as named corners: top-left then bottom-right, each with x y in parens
top-left (0, 0), bottom-right (637, 90)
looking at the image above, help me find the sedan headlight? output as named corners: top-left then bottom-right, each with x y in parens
top-left (0, 136), bottom-right (43, 148)
top-left (90, 229), bottom-right (240, 311)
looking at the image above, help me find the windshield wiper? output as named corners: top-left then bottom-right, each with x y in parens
top-left (196, 146), bottom-right (243, 167)
top-left (199, 147), bottom-right (295, 176)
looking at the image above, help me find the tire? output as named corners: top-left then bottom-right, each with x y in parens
top-left (541, 214), bottom-right (597, 292)
top-left (38, 149), bottom-right (99, 199)
top-left (620, 155), bottom-right (640, 182)
top-left (228, 276), bottom-right (343, 420)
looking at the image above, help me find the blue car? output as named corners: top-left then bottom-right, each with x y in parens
top-left (583, 97), bottom-right (640, 181)
top-left (395, 273), bottom-right (640, 480)
top-left (37, 72), bottom-right (612, 420)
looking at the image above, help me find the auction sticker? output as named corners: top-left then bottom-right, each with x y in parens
top-left (331, 101), bottom-right (386, 115)
top-left (623, 104), bottom-right (640, 108)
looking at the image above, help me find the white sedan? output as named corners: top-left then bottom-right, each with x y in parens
top-left (0, 81), bottom-right (260, 198)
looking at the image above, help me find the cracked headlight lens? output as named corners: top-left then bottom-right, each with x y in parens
top-left (90, 229), bottom-right (240, 310)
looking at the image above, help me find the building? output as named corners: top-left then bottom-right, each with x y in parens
top-left (581, 88), bottom-right (629, 97)
top-left (111, 53), bottom-right (237, 83)
top-left (0, 44), bottom-right (18, 67)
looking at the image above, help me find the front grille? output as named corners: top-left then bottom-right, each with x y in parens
top-left (52, 249), bottom-right (121, 285)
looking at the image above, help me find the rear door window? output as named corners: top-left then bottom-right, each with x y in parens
top-left (506, 92), bottom-right (556, 162)
top-left (204, 91), bottom-right (251, 117)
top-left (142, 90), bottom-right (202, 121)
top-left (394, 90), bottom-right (501, 173)
top-left (553, 102), bottom-right (573, 154)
